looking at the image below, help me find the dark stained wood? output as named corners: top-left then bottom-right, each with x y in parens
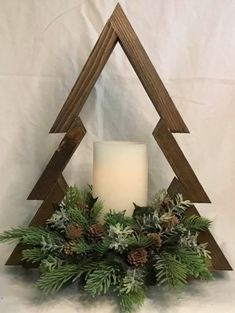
top-left (50, 20), bottom-right (118, 133)
top-left (6, 175), bottom-right (68, 265)
top-left (153, 119), bottom-right (210, 203)
top-left (110, 4), bottom-right (189, 134)
top-left (50, 3), bottom-right (188, 134)
top-left (28, 117), bottom-right (85, 200)
top-left (167, 178), bottom-right (232, 270)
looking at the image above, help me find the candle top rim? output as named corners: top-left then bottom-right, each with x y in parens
top-left (94, 141), bottom-right (146, 145)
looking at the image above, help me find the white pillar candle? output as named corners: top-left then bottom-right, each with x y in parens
top-left (93, 141), bottom-right (148, 216)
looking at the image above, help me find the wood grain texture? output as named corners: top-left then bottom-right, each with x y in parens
top-left (50, 20), bottom-right (118, 133)
top-left (6, 175), bottom-right (68, 265)
top-left (110, 4), bottom-right (189, 133)
top-left (28, 117), bottom-right (85, 200)
top-left (153, 119), bottom-right (210, 203)
top-left (167, 177), bottom-right (232, 270)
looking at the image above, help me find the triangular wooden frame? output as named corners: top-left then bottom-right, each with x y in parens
top-left (6, 3), bottom-right (232, 270)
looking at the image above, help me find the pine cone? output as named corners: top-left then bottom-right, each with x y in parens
top-left (148, 232), bottom-right (162, 250)
top-left (88, 223), bottom-right (105, 242)
top-left (63, 243), bottom-right (73, 255)
top-left (66, 224), bottom-right (83, 241)
top-left (127, 248), bottom-right (148, 267)
top-left (161, 214), bottom-right (179, 229)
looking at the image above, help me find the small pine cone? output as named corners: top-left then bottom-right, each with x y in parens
top-left (66, 224), bottom-right (83, 241)
top-left (63, 243), bottom-right (73, 255)
top-left (88, 223), bottom-right (105, 242)
top-left (162, 214), bottom-right (179, 229)
top-left (168, 214), bottom-right (179, 227)
top-left (127, 248), bottom-right (148, 267)
top-left (148, 232), bottom-right (162, 250)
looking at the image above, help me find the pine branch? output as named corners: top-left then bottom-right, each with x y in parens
top-left (119, 269), bottom-right (144, 294)
top-left (40, 255), bottom-right (64, 272)
top-left (175, 247), bottom-right (213, 280)
top-left (105, 211), bottom-right (133, 228)
top-left (182, 215), bottom-right (211, 232)
top-left (85, 265), bottom-right (119, 296)
top-left (63, 185), bottom-right (82, 208)
top-left (89, 200), bottom-right (103, 224)
top-left (94, 239), bottom-right (111, 256)
top-left (67, 207), bottom-right (89, 229)
top-left (36, 265), bottom-right (81, 295)
top-left (134, 213), bottom-right (161, 233)
top-left (0, 227), bottom-right (30, 242)
top-left (71, 240), bottom-right (93, 255)
top-left (0, 227), bottom-right (64, 246)
top-left (179, 231), bottom-right (212, 259)
top-left (22, 248), bottom-right (46, 264)
top-left (119, 288), bottom-right (145, 313)
top-left (127, 234), bottom-right (153, 249)
top-left (154, 253), bottom-right (187, 288)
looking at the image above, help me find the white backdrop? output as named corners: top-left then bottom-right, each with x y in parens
top-left (0, 0), bottom-right (235, 312)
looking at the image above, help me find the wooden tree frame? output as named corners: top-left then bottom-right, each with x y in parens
top-left (6, 3), bottom-right (232, 270)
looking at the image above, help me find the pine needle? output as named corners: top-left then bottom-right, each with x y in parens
top-left (71, 240), bottom-right (93, 255)
top-left (22, 248), bottom-right (46, 264)
top-left (182, 215), bottom-right (212, 232)
top-left (36, 265), bottom-right (80, 295)
top-left (126, 234), bottom-right (153, 249)
top-left (119, 288), bottom-right (145, 313)
top-left (85, 265), bottom-right (118, 296)
top-left (0, 227), bottom-right (64, 246)
top-left (175, 247), bottom-right (213, 280)
top-left (154, 253), bottom-right (187, 288)
top-left (104, 211), bottom-right (133, 228)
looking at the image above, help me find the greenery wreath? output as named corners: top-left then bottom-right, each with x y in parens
top-left (0, 186), bottom-right (213, 313)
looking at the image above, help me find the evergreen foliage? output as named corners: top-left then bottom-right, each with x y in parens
top-left (71, 240), bottom-right (92, 255)
top-left (89, 200), bottom-right (103, 224)
top-left (154, 253), bottom-right (187, 288)
top-left (175, 247), bottom-right (212, 280)
top-left (22, 248), bottom-right (46, 264)
top-left (85, 265), bottom-right (119, 296)
top-left (119, 269), bottom-right (144, 294)
top-left (40, 255), bottom-right (63, 272)
top-left (108, 223), bottom-right (134, 252)
top-left (126, 235), bottom-right (153, 249)
top-left (119, 289), bottom-right (145, 313)
top-left (47, 206), bottom-right (69, 231)
top-left (93, 238), bottom-right (111, 256)
top-left (0, 227), bottom-right (64, 246)
top-left (36, 265), bottom-right (80, 294)
top-left (105, 211), bottom-right (133, 228)
top-left (0, 187), bottom-right (213, 313)
top-left (182, 215), bottom-right (212, 232)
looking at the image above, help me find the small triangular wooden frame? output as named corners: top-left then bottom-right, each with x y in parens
top-left (6, 3), bottom-right (232, 270)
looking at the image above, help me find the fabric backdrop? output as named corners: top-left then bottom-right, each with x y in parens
top-left (0, 0), bottom-right (235, 312)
